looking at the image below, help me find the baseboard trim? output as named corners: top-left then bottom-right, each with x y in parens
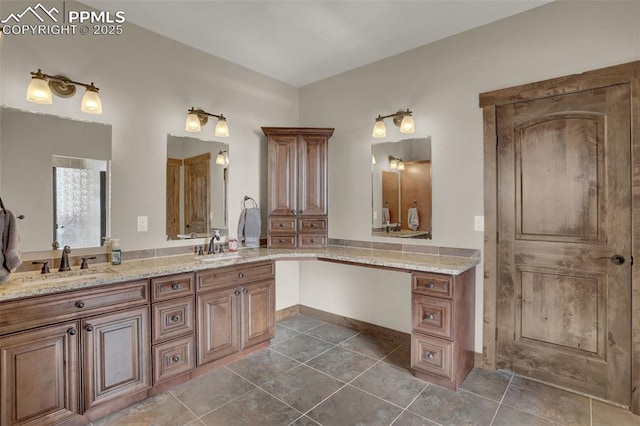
top-left (298, 305), bottom-right (411, 347)
top-left (276, 304), bottom-right (301, 321)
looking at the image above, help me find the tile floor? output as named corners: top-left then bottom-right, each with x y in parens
top-left (94, 314), bottom-right (640, 426)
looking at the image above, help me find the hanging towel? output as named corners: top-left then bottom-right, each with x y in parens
top-left (237, 207), bottom-right (261, 248)
top-left (408, 207), bottom-right (420, 231)
top-left (382, 208), bottom-right (390, 224)
top-left (0, 209), bottom-right (22, 283)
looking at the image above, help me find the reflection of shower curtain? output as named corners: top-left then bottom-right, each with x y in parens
top-left (408, 207), bottom-right (419, 231)
top-left (382, 208), bottom-right (390, 224)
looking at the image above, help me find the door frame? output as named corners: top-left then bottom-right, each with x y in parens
top-left (480, 60), bottom-right (640, 413)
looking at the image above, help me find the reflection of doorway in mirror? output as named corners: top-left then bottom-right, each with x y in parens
top-left (400, 161), bottom-right (431, 233)
top-left (53, 156), bottom-right (107, 249)
top-left (381, 171), bottom-right (399, 225)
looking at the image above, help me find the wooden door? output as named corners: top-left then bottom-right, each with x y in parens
top-left (0, 322), bottom-right (80, 426)
top-left (197, 287), bottom-right (241, 366)
top-left (400, 161), bottom-right (432, 232)
top-left (82, 306), bottom-right (150, 411)
top-left (166, 158), bottom-right (182, 239)
top-left (496, 85), bottom-right (631, 405)
top-left (298, 135), bottom-right (327, 216)
top-left (184, 153), bottom-right (211, 235)
top-left (381, 171), bottom-right (399, 224)
top-left (241, 279), bottom-right (276, 348)
top-left (267, 135), bottom-right (297, 216)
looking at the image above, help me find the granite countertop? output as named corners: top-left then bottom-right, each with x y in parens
top-left (0, 246), bottom-right (480, 302)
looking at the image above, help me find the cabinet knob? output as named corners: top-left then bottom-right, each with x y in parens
top-left (86, 325), bottom-right (94, 332)
top-left (238, 272), bottom-right (245, 278)
top-left (310, 223), bottom-right (316, 228)
top-left (172, 356), bottom-right (180, 363)
top-left (67, 328), bottom-right (77, 336)
top-left (299, 210), bottom-right (304, 215)
top-left (278, 239), bottom-right (285, 243)
top-left (171, 315), bottom-right (180, 323)
top-left (426, 352), bottom-right (434, 360)
top-left (172, 284), bottom-right (179, 291)
top-left (235, 290), bottom-right (241, 296)
top-left (243, 288), bottom-right (248, 294)
top-left (310, 239), bottom-right (316, 243)
top-left (279, 223), bottom-right (285, 228)
top-left (426, 314), bottom-right (434, 321)
top-left (427, 282), bottom-right (435, 289)
top-left (75, 301), bottom-right (85, 309)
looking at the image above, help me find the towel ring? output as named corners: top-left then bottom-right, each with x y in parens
top-left (242, 195), bottom-right (258, 209)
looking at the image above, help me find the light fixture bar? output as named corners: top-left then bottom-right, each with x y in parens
top-left (185, 107), bottom-right (229, 137)
top-left (30, 69), bottom-right (100, 92)
top-left (372, 109), bottom-right (414, 138)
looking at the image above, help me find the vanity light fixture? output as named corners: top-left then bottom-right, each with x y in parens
top-left (372, 109), bottom-right (414, 138)
top-left (389, 155), bottom-right (405, 170)
top-left (26, 69), bottom-right (103, 114)
top-left (185, 107), bottom-right (229, 137)
top-left (215, 150), bottom-right (229, 166)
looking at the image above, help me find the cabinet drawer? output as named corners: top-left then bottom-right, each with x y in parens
top-left (298, 218), bottom-right (327, 233)
top-left (152, 335), bottom-right (195, 384)
top-left (298, 234), bottom-right (327, 248)
top-left (152, 296), bottom-right (195, 344)
top-left (413, 272), bottom-right (453, 299)
top-left (267, 235), bottom-right (297, 248)
top-left (0, 280), bottom-right (149, 335)
top-left (151, 273), bottom-right (195, 302)
top-left (411, 333), bottom-right (453, 379)
top-left (412, 295), bottom-right (453, 339)
top-left (197, 261), bottom-right (275, 291)
top-left (268, 218), bottom-right (297, 233)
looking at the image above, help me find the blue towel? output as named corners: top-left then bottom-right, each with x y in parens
top-left (237, 207), bottom-right (261, 247)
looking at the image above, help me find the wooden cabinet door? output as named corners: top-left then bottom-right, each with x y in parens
top-left (166, 158), bottom-right (182, 240)
top-left (197, 287), bottom-right (241, 366)
top-left (241, 279), bottom-right (275, 349)
top-left (82, 306), bottom-right (150, 411)
top-left (0, 322), bottom-right (80, 426)
top-left (267, 135), bottom-right (297, 216)
top-left (298, 135), bottom-right (327, 216)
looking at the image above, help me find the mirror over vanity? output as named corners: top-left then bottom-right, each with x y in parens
top-left (371, 137), bottom-right (432, 239)
top-left (0, 107), bottom-right (112, 252)
top-left (166, 134), bottom-right (228, 240)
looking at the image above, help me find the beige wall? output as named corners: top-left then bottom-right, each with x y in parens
top-left (298, 0), bottom-right (640, 350)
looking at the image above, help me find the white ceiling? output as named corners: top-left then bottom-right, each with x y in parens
top-left (82, 0), bottom-right (552, 87)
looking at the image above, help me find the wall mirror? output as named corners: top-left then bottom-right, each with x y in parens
top-left (371, 137), bottom-right (432, 239)
top-left (166, 134), bottom-right (228, 240)
top-left (0, 107), bottom-right (112, 252)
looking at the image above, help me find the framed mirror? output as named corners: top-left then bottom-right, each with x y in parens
top-left (166, 134), bottom-right (228, 240)
top-left (0, 107), bottom-right (112, 252)
top-left (371, 137), bottom-right (432, 239)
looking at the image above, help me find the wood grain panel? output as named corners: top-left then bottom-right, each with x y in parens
top-left (152, 335), bottom-right (195, 385)
top-left (242, 279), bottom-right (275, 348)
top-left (166, 158), bottom-right (182, 240)
top-left (184, 153), bottom-right (211, 234)
top-left (152, 296), bottom-right (195, 344)
top-left (197, 287), bottom-right (241, 366)
top-left (267, 135), bottom-right (297, 216)
top-left (400, 161), bottom-right (432, 232)
top-left (298, 135), bottom-right (328, 216)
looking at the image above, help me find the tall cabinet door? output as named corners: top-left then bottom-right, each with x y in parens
top-left (82, 306), bottom-right (150, 411)
top-left (0, 322), bottom-right (80, 426)
top-left (241, 279), bottom-right (276, 349)
top-left (197, 287), bottom-right (241, 365)
top-left (267, 135), bottom-right (298, 216)
top-left (298, 135), bottom-right (328, 216)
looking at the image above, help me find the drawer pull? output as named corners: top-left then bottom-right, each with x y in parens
top-left (426, 314), bottom-right (434, 321)
top-left (67, 328), bottom-right (77, 336)
top-left (75, 301), bottom-right (85, 309)
top-left (279, 223), bottom-right (285, 228)
top-left (86, 325), bottom-right (94, 332)
top-left (426, 352), bottom-right (434, 360)
top-left (279, 239), bottom-right (285, 243)
top-left (427, 282), bottom-right (435, 289)
top-left (171, 284), bottom-right (179, 291)
top-left (243, 288), bottom-right (248, 294)
top-left (238, 272), bottom-right (245, 278)
top-left (171, 315), bottom-right (180, 323)
top-left (310, 223), bottom-right (316, 228)
top-left (310, 239), bottom-right (316, 243)
top-left (234, 290), bottom-right (241, 296)
top-left (172, 356), bottom-right (180, 363)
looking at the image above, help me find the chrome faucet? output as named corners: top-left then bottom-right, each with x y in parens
top-left (394, 221), bottom-right (402, 232)
top-left (208, 233), bottom-right (221, 254)
top-left (58, 245), bottom-right (71, 272)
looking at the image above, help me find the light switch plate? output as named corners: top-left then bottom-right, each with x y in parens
top-left (137, 216), bottom-right (148, 232)
top-left (474, 216), bottom-right (484, 232)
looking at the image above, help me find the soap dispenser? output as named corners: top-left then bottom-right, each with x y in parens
top-left (111, 238), bottom-right (121, 265)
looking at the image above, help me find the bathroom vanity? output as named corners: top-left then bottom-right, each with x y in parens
top-left (0, 247), bottom-right (477, 425)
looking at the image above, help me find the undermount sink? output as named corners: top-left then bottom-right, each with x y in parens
top-left (195, 252), bottom-right (241, 262)
top-left (22, 272), bottom-right (111, 285)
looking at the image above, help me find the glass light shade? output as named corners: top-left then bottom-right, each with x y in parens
top-left (397, 161), bottom-right (406, 171)
top-left (400, 115), bottom-right (415, 134)
top-left (372, 120), bottom-right (386, 138)
top-left (185, 113), bottom-right (201, 132)
top-left (389, 158), bottom-right (398, 169)
top-left (214, 118), bottom-right (229, 137)
top-left (80, 89), bottom-right (102, 114)
top-left (216, 151), bottom-right (226, 165)
top-left (372, 155), bottom-right (376, 165)
top-left (26, 77), bottom-right (53, 104)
